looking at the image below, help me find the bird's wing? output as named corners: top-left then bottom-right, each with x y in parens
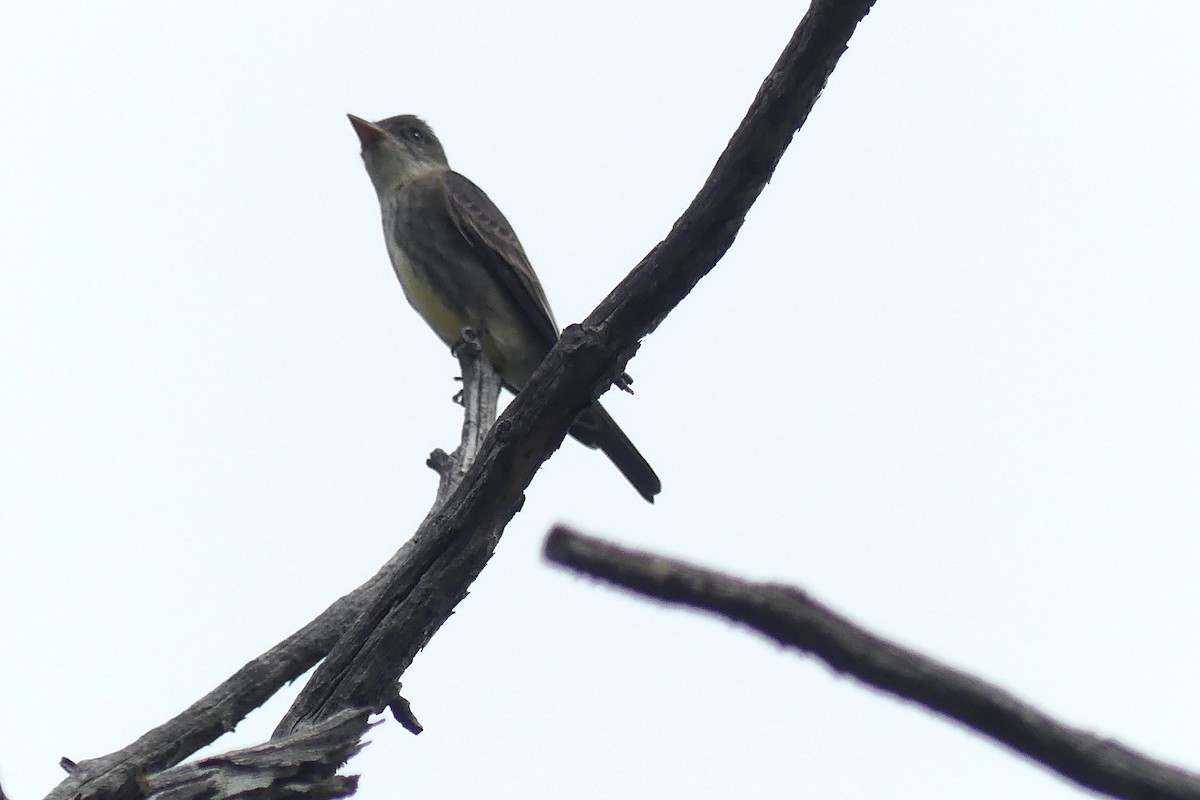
top-left (441, 170), bottom-right (561, 349)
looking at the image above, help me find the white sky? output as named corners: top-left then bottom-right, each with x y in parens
top-left (2, 2), bottom-right (1199, 799)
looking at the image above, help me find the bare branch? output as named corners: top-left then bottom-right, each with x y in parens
top-left (43, 1), bottom-right (877, 794)
top-left (543, 525), bottom-right (1200, 800)
top-left (430, 329), bottom-right (504, 510)
top-left (585, 0), bottom-right (876, 346)
top-left (272, 0), bottom-right (876, 736)
top-left (44, 338), bottom-right (499, 800)
top-left (46, 589), bottom-right (375, 800)
top-left (146, 710), bottom-right (371, 800)
top-left (274, 332), bottom-right (504, 735)
top-left (386, 691), bottom-right (424, 736)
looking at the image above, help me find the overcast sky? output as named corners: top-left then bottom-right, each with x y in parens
top-left (3, 3), bottom-right (1199, 799)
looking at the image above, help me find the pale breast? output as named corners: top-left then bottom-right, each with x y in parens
top-left (380, 193), bottom-right (468, 348)
top-left (379, 182), bottom-right (548, 388)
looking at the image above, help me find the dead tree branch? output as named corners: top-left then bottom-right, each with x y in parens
top-left (44, 0), bottom-right (877, 796)
top-left (273, 331), bottom-right (504, 736)
top-left (147, 710), bottom-right (372, 800)
top-left (47, 338), bottom-right (499, 800)
top-left (272, 0), bottom-right (876, 737)
top-left (543, 525), bottom-right (1200, 800)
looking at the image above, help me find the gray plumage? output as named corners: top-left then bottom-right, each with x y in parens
top-left (349, 113), bottom-right (660, 502)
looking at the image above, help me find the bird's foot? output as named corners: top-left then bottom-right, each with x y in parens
top-left (450, 327), bottom-right (484, 358)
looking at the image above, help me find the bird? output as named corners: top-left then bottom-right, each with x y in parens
top-left (348, 113), bottom-right (660, 502)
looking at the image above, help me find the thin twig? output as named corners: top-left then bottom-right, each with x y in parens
top-left (432, 329), bottom-right (503, 509)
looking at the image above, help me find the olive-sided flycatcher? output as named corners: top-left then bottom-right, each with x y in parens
top-left (348, 113), bottom-right (660, 502)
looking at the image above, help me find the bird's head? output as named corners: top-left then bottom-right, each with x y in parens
top-left (348, 113), bottom-right (449, 197)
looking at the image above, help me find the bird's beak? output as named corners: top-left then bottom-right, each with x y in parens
top-left (347, 114), bottom-right (389, 147)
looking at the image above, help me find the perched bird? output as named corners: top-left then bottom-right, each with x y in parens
top-left (348, 113), bottom-right (660, 502)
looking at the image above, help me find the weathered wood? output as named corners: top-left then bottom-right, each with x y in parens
top-left (544, 526), bottom-right (1200, 800)
top-left (43, 2), bottom-right (878, 796)
top-left (146, 710), bottom-right (371, 800)
top-left (272, 0), bottom-right (878, 736)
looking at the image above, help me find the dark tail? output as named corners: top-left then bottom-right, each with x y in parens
top-left (569, 401), bottom-right (661, 503)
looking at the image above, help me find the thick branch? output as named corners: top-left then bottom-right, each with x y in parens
top-left (44, 341), bottom-right (499, 800)
top-left (273, 0), bottom-right (876, 735)
top-left (46, 568), bottom-right (387, 800)
top-left (43, 1), bottom-right (876, 795)
top-left (543, 526), bottom-right (1200, 800)
top-left (585, 0), bottom-right (874, 344)
top-left (274, 333), bottom-right (503, 735)
top-left (146, 710), bottom-right (371, 800)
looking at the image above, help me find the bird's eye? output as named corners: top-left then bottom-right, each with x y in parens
top-left (404, 127), bottom-right (425, 143)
